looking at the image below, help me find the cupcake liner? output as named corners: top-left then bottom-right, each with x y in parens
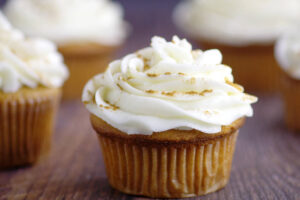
top-left (97, 131), bottom-right (238, 198)
top-left (198, 40), bottom-right (279, 93)
top-left (280, 71), bottom-right (300, 132)
top-left (0, 88), bottom-right (61, 168)
top-left (59, 44), bottom-right (117, 100)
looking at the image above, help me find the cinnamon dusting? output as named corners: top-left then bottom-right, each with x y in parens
top-left (145, 90), bottom-right (156, 94)
top-left (161, 91), bottom-right (176, 96)
top-left (225, 78), bottom-right (243, 91)
top-left (147, 73), bottom-right (158, 77)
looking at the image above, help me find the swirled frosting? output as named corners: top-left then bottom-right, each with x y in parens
top-left (4, 0), bottom-right (128, 46)
top-left (82, 36), bottom-right (257, 135)
top-left (174, 0), bottom-right (300, 46)
top-left (275, 28), bottom-right (300, 79)
top-left (0, 13), bottom-right (68, 93)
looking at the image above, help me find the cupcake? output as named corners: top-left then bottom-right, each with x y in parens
top-left (173, 0), bottom-right (300, 93)
top-left (275, 28), bottom-right (300, 132)
top-left (82, 36), bottom-right (257, 197)
top-left (4, 0), bottom-right (129, 99)
top-left (0, 13), bottom-right (68, 168)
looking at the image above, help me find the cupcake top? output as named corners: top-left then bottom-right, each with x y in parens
top-left (82, 36), bottom-right (257, 135)
top-left (0, 13), bottom-right (68, 93)
top-left (275, 28), bottom-right (300, 79)
top-left (174, 0), bottom-right (300, 46)
top-left (4, 0), bottom-right (128, 46)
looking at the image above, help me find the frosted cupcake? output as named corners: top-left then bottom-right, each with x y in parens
top-left (0, 13), bottom-right (68, 168)
top-left (4, 0), bottom-right (128, 99)
top-left (82, 36), bottom-right (257, 197)
top-left (174, 0), bottom-right (300, 92)
top-left (275, 28), bottom-right (300, 132)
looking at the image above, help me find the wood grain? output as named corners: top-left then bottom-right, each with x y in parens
top-left (0, 0), bottom-right (300, 199)
top-left (0, 96), bottom-right (299, 200)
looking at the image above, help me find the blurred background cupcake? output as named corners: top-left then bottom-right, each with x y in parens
top-left (0, 13), bottom-right (68, 168)
top-left (173, 0), bottom-right (300, 93)
top-left (4, 0), bottom-right (129, 99)
top-left (275, 28), bottom-right (300, 132)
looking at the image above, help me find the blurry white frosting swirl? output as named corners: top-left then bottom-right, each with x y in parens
top-left (174, 0), bottom-right (300, 46)
top-left (0, 13), bottom-right (68, 93)
top-left (82, 36), bottom-right (257, 134)
top-left (275, 28), bottom-right (300, 79)
top-left (4, 0), bottom-right (128, 46)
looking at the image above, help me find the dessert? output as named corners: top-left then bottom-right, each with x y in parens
top-left (4, 0), bottom-right (129, 99)
top-left (0, 13), bottom-right (68, 168)
top-left (82, 36), bottom-right (257, 197)
top-left (275, 28), bottom-right (300, 132)
top-left (173, 0), bottom-right (300, 92)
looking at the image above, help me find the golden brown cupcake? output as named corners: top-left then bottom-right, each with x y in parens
top-left (275, 29), bottom-right (300, 132)
top-left (4, 0), bottom-right (129, 99)
top-left (82, 36), bottom-right (257, 197)
top-left (0, 14), bottom-right (68, 168)
top-left (173, 0), bottom-right (300, 93)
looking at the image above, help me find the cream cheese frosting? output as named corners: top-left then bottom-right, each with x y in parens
top-left (275, 28), bottom-right (300, 80)
top-left (4, 0), bottom-right (128, 46)
top-left (0, 13), bottom-right (68, 93)
top-left (82, 36), bottom-right (257, 135)
top-left (174, 0), bottom-right (300, 46)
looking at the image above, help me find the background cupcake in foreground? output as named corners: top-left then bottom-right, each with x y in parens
top-left (0, 13), bottom-right (68, 168)
top-left (275, 28), bottom-right (300, 132)
top-left (173, 0), bottom-right (300, 93)
top-left (4, 0), bottom-right (129, 99)
top-left (82, 36), bottom-right (257, 197)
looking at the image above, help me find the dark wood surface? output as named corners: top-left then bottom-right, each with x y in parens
top-left (0, 96), bottom-right (299, 200)
top-left (0, 0), bottom-right (300, 199)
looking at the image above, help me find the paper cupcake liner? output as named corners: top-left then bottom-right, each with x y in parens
top-left (98, 131), bottom-right (238, 198)
top-left (198, 40), bottom-right (279, 93)
top-left (280, 71), bottom-right (300, 132)
top-left (62, 55), bottom-right (112, 100)
top-left (59, 43), bottom-right (117, 100)
top-left (0, 88), bottom-right (61, 168)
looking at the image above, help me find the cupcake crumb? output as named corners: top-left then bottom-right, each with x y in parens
top-left (100, 103), bottom-right (119, 111)
top-left (146, 90), bottom-right (156, 94)
top-left (161, 91), bottom-right (176, 96)
top-left (147, 73), bottom-right (158, 77)
top-left (186, 89), bottom-right (212, 96)
top-left (225, 78), bottom-right (243, 91)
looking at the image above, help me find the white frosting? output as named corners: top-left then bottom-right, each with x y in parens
top-left (275, 28), bottom-right (300, 79)
top-left (4, 0), bottom-right (128, 46)
top-left (0, 13), bottom-right (68, 93)
top-left (82, 36), bottom-right (257, 135)
top-left (174, 0), bottom-right (300, 46)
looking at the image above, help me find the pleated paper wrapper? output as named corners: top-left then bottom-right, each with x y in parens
top-left (0, 88), bottom-right (61, 168)
top-left (98, 131), bottom-right (238, 198)
top-left (59, 43), bottom-right (117, 100)
top-left (198, 40), bottom-right (279, 93)
top-left (280, 70), bottom-right (300, 132)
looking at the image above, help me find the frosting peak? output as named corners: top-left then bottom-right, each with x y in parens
top-left (83, 36), bottom-right (257, 135)
top-left (0, 13), bottom-right (68, 93)
top-left (4, 0), bottom-right (128, 46)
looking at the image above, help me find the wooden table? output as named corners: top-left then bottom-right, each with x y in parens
top-left (0, 0), bottom-right (300, 199)
top-left (0, 96), bottom-right (299, 200)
